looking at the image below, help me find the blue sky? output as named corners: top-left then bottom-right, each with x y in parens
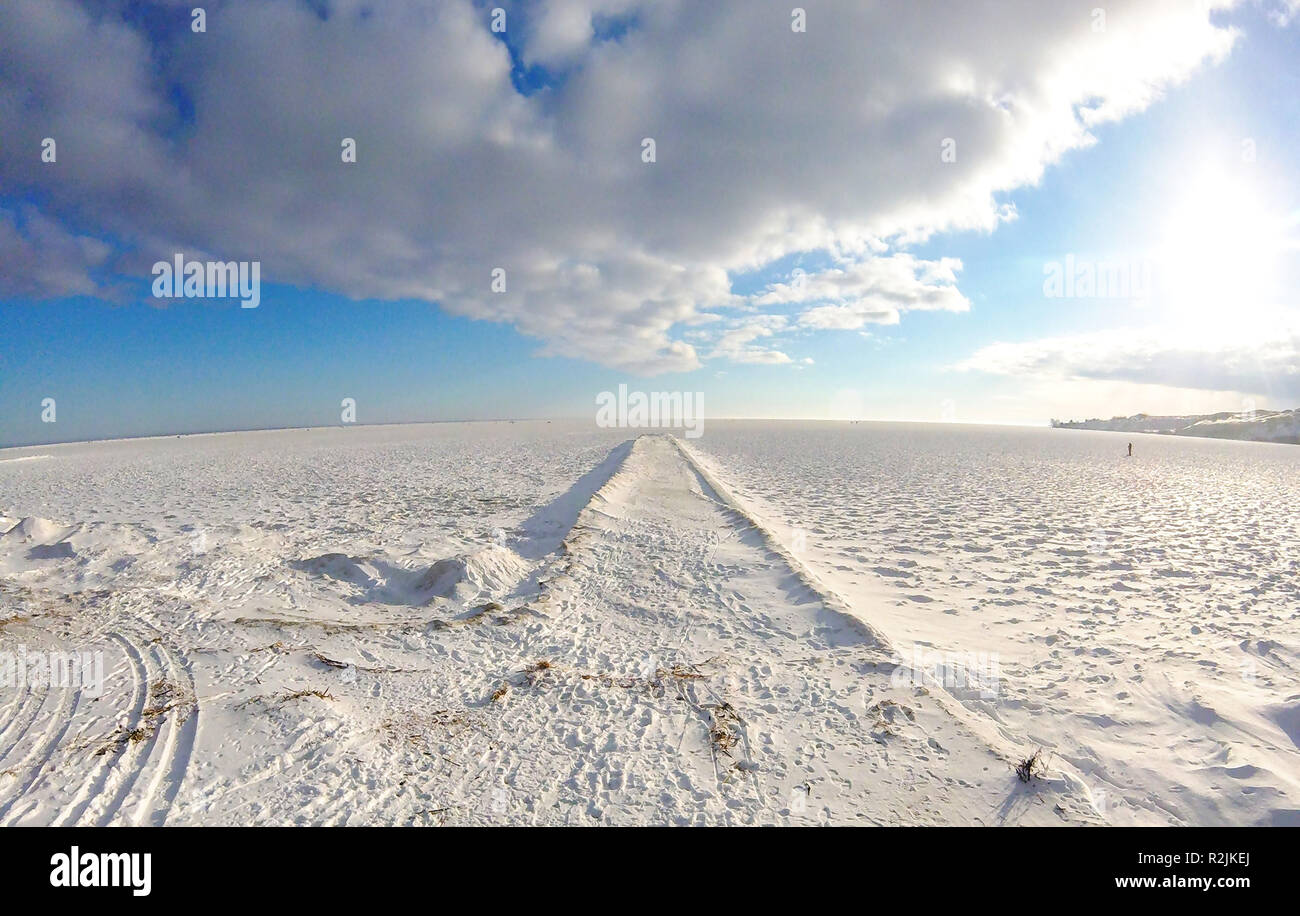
top-left (1, 0), bottom-right (1298, 447)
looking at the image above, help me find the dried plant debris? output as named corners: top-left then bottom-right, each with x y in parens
top-left (524, 656), bottom-right (719, 692)
top-left (142, 678), bottom-right (193, 718)
top-left (251, 641), bottom-right (290, 654)
top-left (522, 659), bottom-right (554, 687)
top-left (239, 688), bottom-right (335, 709)
top-left (1015, 748), bottom-right (1047, 783)
top-left (311, 651), bottom-right (425, 675)
top-left (94, 678), bottom-right (195, 755)
top-left (704, 702), bottom-right (744, 758)
top-left (427, 602), bottom-right (536, 631)
top-left (234, 614), bottom-right (428, 633)
top-left (313, 651), bottom-right (350, 668)
top-left (380, 708), bottom-right (482, 746)
top-left (488, 656), bottom-right (721, 706)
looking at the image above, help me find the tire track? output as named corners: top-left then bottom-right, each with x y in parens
top-left (671, 436), bottom-right (886, 648)
top-left (130, 640), bottom-right (199, 826)
top-left (53, 632), bottom-right (148, 826)
top-left (0, 670), bottom-right (30, 737)
top-left (672, 436), bottom-right (1106, 819)
top-left (0, 678), bottom-right (82, 824)
top-left (85, 631), bottom-right (157, 826)
top-left (0, 683), bottom-right (41, 767)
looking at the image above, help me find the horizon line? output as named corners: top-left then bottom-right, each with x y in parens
top-left (0, 415), bottom-right (1055, 451)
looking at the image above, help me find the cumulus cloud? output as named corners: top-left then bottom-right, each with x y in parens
top-left (1266, 0), bottom-right (1300, 26)
top-left (515, 0), bottom-right (641, 67)
top-left (706, 315), bottom-right (793, 364)
top-left (0, 0), bottom-right (1242, 372)
top-left (756, 255), bottom-right (970, 331)
top-left (956, 323), bottom-right (1300, 400)
top-left (0, 207), bottom-right (114, 299)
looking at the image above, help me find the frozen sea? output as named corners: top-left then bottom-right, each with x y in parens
top-left (0, 420), bottom-right (1295, 825)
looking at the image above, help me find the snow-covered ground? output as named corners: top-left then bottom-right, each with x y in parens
top-left (688, 421), bottom-right (1300, 826)
top-left (0, 420), bottom-right (1294, 825)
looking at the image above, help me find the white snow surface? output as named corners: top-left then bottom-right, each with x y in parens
top-left (0, 420), bottom-right (1294, 825)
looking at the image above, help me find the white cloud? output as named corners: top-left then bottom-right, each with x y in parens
top-left (0, 207), bottom-right (114, 299)
top-left (757, 255), bottom-right (970, 331)
top-left (516, 0), bottom-right (641, 67)
top-left (0, 0), bottom-right (1244, 372)
top-left (1265, 0), bottom-right (1300, 26)
top-left (707, 315), bottom-right (793, 364)
top-left (956, 322), bottom-right (1300, 400)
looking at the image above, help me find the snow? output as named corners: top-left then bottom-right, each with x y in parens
top-left (686, 421), bottom-right (1300, 826)
top-left (0, 420), bottom-right (1294, 825)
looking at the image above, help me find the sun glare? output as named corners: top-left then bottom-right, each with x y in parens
top-left (1155, 168), bottom-right (1286, 332)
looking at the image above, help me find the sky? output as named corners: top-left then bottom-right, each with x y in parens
top-left (1, 0), bottom-right (1299, 447)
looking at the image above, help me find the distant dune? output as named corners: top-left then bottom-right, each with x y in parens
top-left (1052, 408), bottom-right (1300, 444)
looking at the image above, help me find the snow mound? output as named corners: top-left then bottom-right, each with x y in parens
top-left (0, 516), bottom-right (79, 563)
top-left (1, 516), bottom-right (75, 545)
top-left (293, 543), bottom-right (531, 606)
top-left (293, 552), bottom-right (380, 588)
top-left (415, 544), bottom-right (530, 600)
